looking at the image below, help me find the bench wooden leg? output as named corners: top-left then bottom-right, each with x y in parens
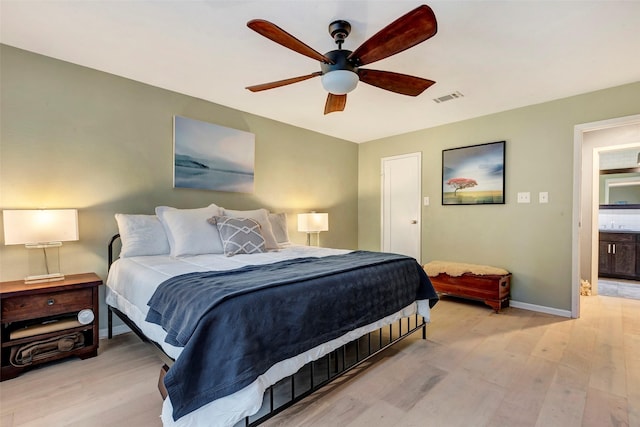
top-left (484, 298), bottom-right (509, 313)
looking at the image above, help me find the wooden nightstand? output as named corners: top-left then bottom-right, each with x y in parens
top-left (0, 273), bottom-right (102, 381)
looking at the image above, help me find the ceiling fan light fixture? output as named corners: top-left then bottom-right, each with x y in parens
top-left (321, 70), bottom-right (359, 95)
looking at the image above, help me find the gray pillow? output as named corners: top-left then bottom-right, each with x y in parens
top-left (208, 216), bottom-right (266, 256)
top-left (222, 208), bottom-right (279, 249)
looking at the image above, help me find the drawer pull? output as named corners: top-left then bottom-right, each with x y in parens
top-left (47, 298), bottom-right (55, 306)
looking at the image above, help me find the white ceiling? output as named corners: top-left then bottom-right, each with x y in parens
top-left (1, 1), bottom-right (639, 143)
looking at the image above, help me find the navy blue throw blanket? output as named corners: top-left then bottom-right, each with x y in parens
top-left (146, 251), bottom-right (438, 420)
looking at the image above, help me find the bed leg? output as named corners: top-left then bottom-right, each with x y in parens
top-left (422, 322), bottom-right (426, 340)
top-left (108, 307), bottom-right (113, 339)
top-left (158, 364), bottom-right (169, 400)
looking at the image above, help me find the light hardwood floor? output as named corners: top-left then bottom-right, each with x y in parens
top-left (1, 294), bottom-right (638, 427)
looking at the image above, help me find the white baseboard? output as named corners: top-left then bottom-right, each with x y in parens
top-left (509, 300), bottom-right (572, 318)
top-left (98, 324), bottom-right (131, 339)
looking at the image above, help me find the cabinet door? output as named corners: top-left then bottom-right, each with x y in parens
top-left (598, 241), bottom-right (612, 275)
top-left (637, 243), bottom-right (640, 279)
top-left (612, 242), bottom-right (636, 276)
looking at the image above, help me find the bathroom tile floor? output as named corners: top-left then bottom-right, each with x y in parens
top-left (598, 277), bottom-right (640, 300)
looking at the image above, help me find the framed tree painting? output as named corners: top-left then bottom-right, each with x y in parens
top-left (173, 116), bottom-right (255, 193)
top-left (442, 141), bottom-right (505, 205)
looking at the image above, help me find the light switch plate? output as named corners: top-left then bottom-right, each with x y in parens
top-left (517, 192), bottom-right (531, 203)
top-left (539, 192), bottom-right (549, 203)
top-left (424, 196), bottom-right (430, 206)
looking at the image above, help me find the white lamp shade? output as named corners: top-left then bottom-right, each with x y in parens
top-left (3, 209), bottom-right (79, 245)
top-left (298, 213), bottom-right (329, 233)
top-left (321, 70), bottom-right (359, 95)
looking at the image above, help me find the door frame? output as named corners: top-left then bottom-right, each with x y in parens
top-left (380, 152), bottom-right (422, 260)
top-left (572, 113), bottom-right (640, 318)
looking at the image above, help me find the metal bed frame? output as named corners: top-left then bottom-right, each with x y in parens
top-left (106, 234), bottom-right (427, 426)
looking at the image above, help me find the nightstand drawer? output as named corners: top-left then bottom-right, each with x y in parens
top-left (1, 288), bottom-right (93, 323)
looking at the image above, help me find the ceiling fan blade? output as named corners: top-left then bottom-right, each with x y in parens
top-left (324, 93), bottom-right (347, 114)
top-left (348, 5), bottom-right (437, 66)
top-left (246, 72), bottom-right (322, 92)
top-left (358, 69), bottom-right (435, 96)
top-left (247, 19), bottom-right (335, 64)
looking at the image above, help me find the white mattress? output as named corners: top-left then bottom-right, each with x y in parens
top-left (106, 245), bottom-right (431, 427)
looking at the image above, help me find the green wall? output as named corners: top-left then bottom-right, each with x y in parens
top-left (0, 45), bottom-right (358, 325)
top-left (358, 81), bottom-right (640, 311)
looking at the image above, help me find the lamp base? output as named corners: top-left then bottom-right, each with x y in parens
top-left (306, 232), bottom-right (321, 247)
top-left (24, 273), bottom-right (65, 285)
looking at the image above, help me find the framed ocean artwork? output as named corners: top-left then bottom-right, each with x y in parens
top-left (173, 116), bottom-right (255, 193)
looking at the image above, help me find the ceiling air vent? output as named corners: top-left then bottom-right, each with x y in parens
top-left (433, 91), bottom-right (464, 104)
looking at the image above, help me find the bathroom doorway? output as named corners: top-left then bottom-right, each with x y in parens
top-left (595, 146), bottom-right (640, 300)
top-left (573, 114), bottom-right (640, 317)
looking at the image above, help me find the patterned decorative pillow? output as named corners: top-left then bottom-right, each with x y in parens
top-left (207, 216), bottom-right (266, 256)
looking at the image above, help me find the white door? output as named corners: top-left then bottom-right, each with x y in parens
top-left (381, 152), bottom-right (422, 260)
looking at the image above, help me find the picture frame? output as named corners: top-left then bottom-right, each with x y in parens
top-left (173, 116), bottom-right (255, 193)
top-left (442, 141), bottom-right (505, 205)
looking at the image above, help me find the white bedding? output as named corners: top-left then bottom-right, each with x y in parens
top-left (106, 244), bottom-right (431, 427)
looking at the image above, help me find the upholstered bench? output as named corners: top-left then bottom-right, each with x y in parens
top-left (423, 260), bottom-right (511, 313)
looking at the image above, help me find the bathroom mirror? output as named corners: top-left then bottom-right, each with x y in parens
top-left (599, 170), bottom-right (640, 209)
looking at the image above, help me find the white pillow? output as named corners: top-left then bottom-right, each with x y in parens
top-left (114, 214), bottom-right (170, 258)
top-left (223, 208), bottom-right (279, 249)
top-left (268, 212), bottom-right (290, 245)
top-left (155, 204), bottom-right (224, 257)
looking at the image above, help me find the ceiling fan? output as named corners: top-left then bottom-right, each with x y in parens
top-left (246, 4), bottom-right (438, 115)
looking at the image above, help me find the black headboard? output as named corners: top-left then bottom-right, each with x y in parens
top-left (108, 234), bottom-right (121, 270)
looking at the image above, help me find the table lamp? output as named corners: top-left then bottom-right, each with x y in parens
top-left (297, 212), bottom-right (329, 246)
top-left (3, 209), bottom-right (79, 284)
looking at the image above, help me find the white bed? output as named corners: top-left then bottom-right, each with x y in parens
top-left (105, 206), bottom-right (434, 427)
